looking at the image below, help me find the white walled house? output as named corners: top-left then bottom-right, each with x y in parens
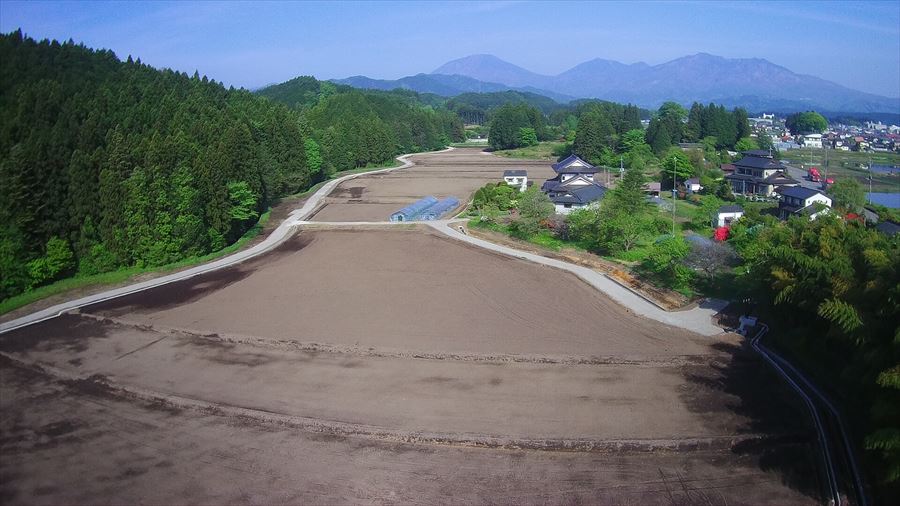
top-left (685, 177), bottom-right (703, 194)
top-left (540, 155), bottom-right (608, 214)
top-left (715, 205), bottom-right (744, 227)
top-left (800, 133), bottom-right (823, 148)
top-left (776, 187), bottom-right (832, 220)
top-left (503, 170), bottom-right (528, 192)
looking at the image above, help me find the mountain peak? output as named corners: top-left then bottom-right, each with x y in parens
top-left (431, 54), bottom-right (550, 88)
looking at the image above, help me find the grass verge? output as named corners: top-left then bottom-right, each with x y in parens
top-left (0, 210), bottom-right (272, 317)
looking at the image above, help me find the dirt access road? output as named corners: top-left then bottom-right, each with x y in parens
top-left (1, 147), bottom-right (821, 504)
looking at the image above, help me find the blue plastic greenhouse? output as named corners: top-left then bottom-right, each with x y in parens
top-left (419, 197), bottom-right (460, 220)
top-left (389, 196), bottom-right (439, 222)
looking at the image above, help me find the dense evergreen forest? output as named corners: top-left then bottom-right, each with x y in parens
top-left (0, 31), bottom-right (462, 300)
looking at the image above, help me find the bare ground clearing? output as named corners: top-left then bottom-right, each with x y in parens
top-left (0, 147), bottom-right (822, 504)
top-left (313, 147), bottom-right (556, 221)
top-left (85, 228), bottom-right (716, 359)
top-left (1, 360), bottom-right (819, 505)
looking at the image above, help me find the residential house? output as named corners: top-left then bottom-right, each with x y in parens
top-left (715, 205), bottom-right (744, 228)
top-left (725, 150), bottom-right (799, 197)
top-left (800, 133), bottom-right (823, 148)
top-left (541, 155), bottom-right (608, 214)
top-left (685, 177), bottom-right (703, 195)
top-left (776, 186), bottom-right (832, 220)
top-left (502, 169), bottom-right (528, 192)
top-left (643, 181), bottom-right (661, 197)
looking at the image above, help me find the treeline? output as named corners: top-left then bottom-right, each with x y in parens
top-left (446, 91), bottom-right (563, 125)
top-left (487, 103), bottom-right (551, 150)
top-left (646, 102), bottom-right (752, 153)
top-left (0, 30), bottom-right (462, 300)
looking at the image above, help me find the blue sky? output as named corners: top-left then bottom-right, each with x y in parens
top-left (1, 0), bottom-right (898, 97)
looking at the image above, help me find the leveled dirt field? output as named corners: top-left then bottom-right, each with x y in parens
top-left (0, 148), bottom-right (822, 504)
top-left (310, 147), bottom-right (557, 222)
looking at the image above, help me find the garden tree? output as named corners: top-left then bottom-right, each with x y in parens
top-left (661, 149), bottom-right (695, 187)
top-left (684, 239), bottom-right (736, 278)
top-left (565, 165), bottom-right (663, 255)
top-left (734, 137), bottom-right (759, 152)
top-left (639, 235), bottom-right (693, 291)
top-left (785, 111), bottom-right (828, 135)
top-left (691, 195), bottom-right (725, 230)
top-left (472, 182), bottom-right (518, 213)
top-left (829, 178), bottom-right (866, 212)
top-left (512, 187), bottom-right (554, 237)
top-left (518, 127), bottom-right (538, 147)
top-left (756, 132), bottom-right (775, 152)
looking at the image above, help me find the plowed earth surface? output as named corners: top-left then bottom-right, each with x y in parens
top-left (1, 148), bottom-right (820, 504)
top-left (309, 148), bottom-right (555, 221)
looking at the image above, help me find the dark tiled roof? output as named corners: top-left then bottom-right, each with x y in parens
top-left (725, 173), bottom-right (756, 181)
top-left (551, 154), bottom-right (596, 173)
top-left (742, 150), bottom-right (774, 157)
top-left (541, 180), bottom-right (561, 192)
top-left (718, 205), bottom-right (744, 213)
top-left (777, 186), bottom-right (823, 200)
top-left (875, 221), bottom-right (900, 237)
top-left (734, 155), bottom-right (784, 170)
top-left (763, 171), bottom-right (798, 184)
top-left (503, 170), bottom-right (527, 177)
top-left (550, 183), bottom-right (608, 205)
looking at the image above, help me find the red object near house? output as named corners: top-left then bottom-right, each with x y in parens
top-left (807, 167), bottom-right (821, 182)
top-left (714, 227), bottom-right (730, 241)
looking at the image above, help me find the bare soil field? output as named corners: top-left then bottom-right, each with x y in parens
top-left (0, 148), bottom-right (822, 504)
top-left (86, 229), bottom-right (714, 359)
top-left (0, 360), bottom-right (817, 505)
top-left (312, 147), bottom-right (556, 221)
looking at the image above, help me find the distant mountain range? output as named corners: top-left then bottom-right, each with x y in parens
top-left (333, 53), bottom-right (899, 113)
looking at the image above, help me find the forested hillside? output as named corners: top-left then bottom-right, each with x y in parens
top-left (0, 31), bottom-right (462, 301)
top-left (257, 77), bottom-right (464, 172)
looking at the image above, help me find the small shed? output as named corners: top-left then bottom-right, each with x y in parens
top-left (715, 205), bottom-right (744, 228)
top-left (503, 170), bottom-right (528, 192)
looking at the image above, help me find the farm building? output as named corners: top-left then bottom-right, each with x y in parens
top-left (715, 205), bottom-right (744, 227)
top-left (389, 196), bottom-right (438, 222)
top-left (420, 197), bottom-right (460, 220)
top-left (503, 170), bottom-right (528, 192)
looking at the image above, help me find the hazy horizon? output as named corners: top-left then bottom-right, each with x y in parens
top-left (1, 0), bottom-right (898, 98)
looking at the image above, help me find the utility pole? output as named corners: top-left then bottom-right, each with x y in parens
top-left (671, 158), bottom-right (677, 236)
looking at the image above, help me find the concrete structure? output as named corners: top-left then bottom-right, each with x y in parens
top-left (502, 169), bottom-right (528, 192)
top-left (715, 205), bottom-right (744, 228)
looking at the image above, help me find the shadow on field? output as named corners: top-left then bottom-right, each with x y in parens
top-left (83, 234), bottom-right (313, 316)
top-left (680, 340), bottom-right (824, 503)
top-left (0, 314), bottom-right (110, 354)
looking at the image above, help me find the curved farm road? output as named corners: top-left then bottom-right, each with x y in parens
top-left (1, 147), bottom-right (820, 504)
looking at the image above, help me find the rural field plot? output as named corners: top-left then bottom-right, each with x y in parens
top-left (1, 224), bottom-right (821, 504)
top-left (310, 147), bottom-right (556, 222)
